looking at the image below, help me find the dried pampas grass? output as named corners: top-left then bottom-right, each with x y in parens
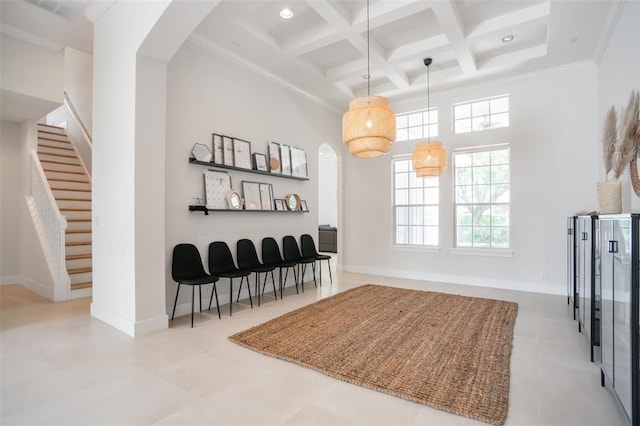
top-left (613, 90), bottom-right (640, 179)
top-left (602, 106), bottom-right (617, 180)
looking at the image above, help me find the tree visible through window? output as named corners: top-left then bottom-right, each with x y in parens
top-left (393, 157), bottom-right (439, 246)
top-left (454, 145), bottom-right (510, 248)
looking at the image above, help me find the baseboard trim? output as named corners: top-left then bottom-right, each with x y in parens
top-left (341, 264), bottom-right (563, 296)
top-left (0, 275), bottom-right (21, 285)
top-left (15, 276), bottom-right (54, 299)
top-left (91, 303), bottom-right (168, 337)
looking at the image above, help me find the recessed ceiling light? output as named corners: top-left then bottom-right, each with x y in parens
top-left (501, 35), bottom-right (515, 43)
top-left (280, 8), bottom-right (293, 19)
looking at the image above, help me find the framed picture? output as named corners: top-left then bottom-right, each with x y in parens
top-left (280, 144), bottom-right (291, 175)
top-left (274, 199), bottom-right (286, 211)
top-left (253, 153), bottom-right (268, 171)
top-left (222, 136), bottom-right (234, 167)
top-left (212, 134), bottom-right (224, 164)
top-left (203, 170), bottom-right (231, 210)
top-left (268, 141), bottom-right (281, 174)
top-left (259, 183), bottom-right (273, 210)
top-left (191, 143), bottom-right (212, 162)
top-left (300, 200), bottom-right (309, 212)
top-left (233, 138), bottom-right (252, 170)
top-left (242, 181), bottom-right (262, 210)
top-left (290, 146), bottom-right (308, 178)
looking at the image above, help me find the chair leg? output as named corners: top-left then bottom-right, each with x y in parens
top-left (256, 272), bottom-right (261, 307)
top-left (240, 276), bottom-right (254, 309)
top-left (278, 267), bottom-right (284, 299)
top-left (318, 260), bottom-right (322, 286)
top-left (212, 283), bottom-right (221, 319)
top-left (191, 285), bottom-right (195, 328)
top-left (199, 285), bottom-right (202, 312)
top-left (327, 259), bottom-right (333, 284)
top-left (171, 283), bottom-right (181, 321)
top-left (311, 262), bottom-right (317, 288)
top-left (229, 278), bottom-right (233, 316)
top-left (270, 271), bottom-right (277, 300)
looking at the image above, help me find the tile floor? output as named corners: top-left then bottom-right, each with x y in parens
top-left (0, 268), bottom-right (629, 426)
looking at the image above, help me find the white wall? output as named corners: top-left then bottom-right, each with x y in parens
top-left (318, 143), bottom-right (338, 227)
top-left (165, 40), bottom-right (342, 311)
top-left (342, 63), bottom-right (599, 295)
top-left (0, 119), bottom-right (54, 295)
top-left (597, 1), bottom-right (640, 212)
top-left (1, 120), bottom-right (21, 283)
top-left (64, 47), bottom-right (93, 134)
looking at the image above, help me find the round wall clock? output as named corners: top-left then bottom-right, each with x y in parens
top-left (226, 190), bottom-right (243, 210)
top-left (285, 193), bottom-right (301, 211)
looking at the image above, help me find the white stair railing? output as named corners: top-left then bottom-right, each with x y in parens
top-left (26, 150), bottom-right (70, 301)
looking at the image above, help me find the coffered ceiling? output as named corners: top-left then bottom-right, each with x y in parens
top-left (1, 0), bottom-right (623, 113)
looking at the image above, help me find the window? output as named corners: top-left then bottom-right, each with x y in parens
top-left (395, 108), bottom-right (438, 142)
top-left (453, 95), bottom-right (509, 134)
top-left (453, 145), bottom-right (510, 249)
top-left (393, 157), bottom-right (439, 246)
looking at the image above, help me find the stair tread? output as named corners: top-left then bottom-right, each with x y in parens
top-left (66, 241), bottom-right (92, 246)
top-left (39, 143), bottom-right (75, 151)
top-left (39, 151), bottom-right (78, 160)
top-left (68, 266), bottom-right (92, 274)
top-left (66, 229), bottom-right (91, 234)
top-left (56, 197), bottom-right (92, 201)
top-left (47, 177), bottom-right (90, 183)
top-left (52, 187), bottom-right (91, 192)
top-left (66, 253), bottom-right (92, 260)
top-left (38, 136), bottom-right (69, 143)
top-left (41, 159), bottom-right (81, 166)
top-left (61, 207), bottom-right (92, 211)
top-left (67, 219), bottom-right (91, 222)
top-left (71, 282), bottom-right (92, 290)
top-left (46, 169), bottom-right (87, 176)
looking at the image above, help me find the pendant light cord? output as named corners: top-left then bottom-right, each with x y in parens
top-left (427, 61), bottom-right (430, 142)
top-left (366, 0), bottom-right (370, 98)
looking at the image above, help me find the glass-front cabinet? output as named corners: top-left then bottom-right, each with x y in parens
top-left (568, 216), bottom-right (577, 319)
top-left (599, 214), bottom-right (639, 426)
top-left (577, 215), bottom-right (600, 361)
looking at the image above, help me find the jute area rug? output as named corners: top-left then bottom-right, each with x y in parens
top-left (229, 284), bottom-right (519, 425)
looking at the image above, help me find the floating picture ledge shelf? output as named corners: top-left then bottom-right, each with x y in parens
top-left (188, 205), bottom-right (308, 215)
top-left (189, 158), bottom-right (309, 181)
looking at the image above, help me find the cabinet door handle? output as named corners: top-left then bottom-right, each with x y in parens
top-left (608, 240), bottom-right (618, 253)
top-left (568, 228), bottom-right (573, 235)
top-left (582, 232), bottom-right (588, 241)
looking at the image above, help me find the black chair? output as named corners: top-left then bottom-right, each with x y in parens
top-left (262, 237), bottom-right (298, 298)
top-left (171, 243), bottom-right (220, 328)
top-left (237, 238), bottom-right (277, 306)
top-left (301, 234), bottom-right (333, 285)
top-left (208, 241), bottom-right (252, 316)
top-left (283, 235), bottom-right (317, 292)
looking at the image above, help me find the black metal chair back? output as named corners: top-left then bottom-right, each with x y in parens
top-left (208, 241), bottom-right (239, 275)
top-left (237, 238), bottom-right (262, 269)
top-left (300, 234), bottom-right (319, 258)
top-left (282, 235), bottom-right (303, 262)
top-left (262, 237), bottom-right (285, 265)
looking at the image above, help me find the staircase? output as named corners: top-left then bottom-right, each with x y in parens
top-left (37, 123), bottom-right (92, 294)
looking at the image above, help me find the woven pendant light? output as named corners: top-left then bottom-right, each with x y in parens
top-left (342, 0), bottom-right (396, 158)
top-left (412, 57), bottom-right (446, 176)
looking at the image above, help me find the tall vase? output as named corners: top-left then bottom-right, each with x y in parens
top-left (597, 179), bottom-right (622, 214)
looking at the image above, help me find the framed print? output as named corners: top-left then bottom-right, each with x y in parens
top-left (280, 144), bottom-right (291, 175)
top-left (212, 134), bottom-right (224, 164)
top-left (191, 143), bottom-right (212, 162)
top-left (253, 153), bottom-right (268, 171)
top-left (259, 183), bottom-right (273, 210)
top-left (222, 136), bottom-right (234, 166)
top-left (268, 141), bottom-right (281, 174)
top-left (226, 190), bottom-right (243, 209)
top-left (274, 199), bottom-right (286, 211)
top-left (203, 170), bottom-right (231, 210)
top-left (285, 193), bottom-right (301, 211)
top-left (300, 200), bottom-right (308, 212)
top-left (233, 138), bottom-right (252, 170)
top-left (242, 181), bottom-right (262, 210)
top-left (290, 146), bottom-right (308, 178)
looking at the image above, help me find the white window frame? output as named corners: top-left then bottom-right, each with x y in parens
top-left (452, 144), bottom-right (511, 254)
top-left (391, 155), bottom-right (440, 249)
top-left (453, 95), bottom-right (509, 134)
top-left (395, 108), bottom-right (438, 142)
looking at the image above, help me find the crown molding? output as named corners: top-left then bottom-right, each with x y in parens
top-left (592, 0), bottom-right (626, 65)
